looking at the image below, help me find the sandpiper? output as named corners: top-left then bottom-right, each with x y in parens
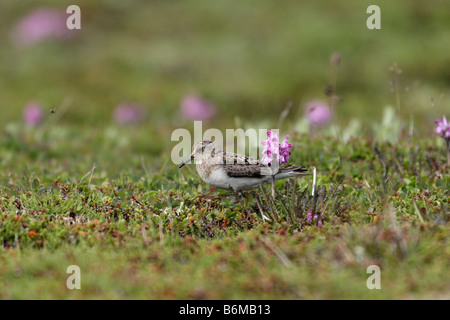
top-left (179, 140), bottom-right (309, 191)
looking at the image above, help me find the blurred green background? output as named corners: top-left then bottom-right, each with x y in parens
top-left (0, 0), bottom-right (449, 132)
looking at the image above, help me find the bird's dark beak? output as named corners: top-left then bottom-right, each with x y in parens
top-left (178, 155), bottom-right (193, 169)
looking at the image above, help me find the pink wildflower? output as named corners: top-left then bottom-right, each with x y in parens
top-left (261, 130), bottom-right (292, 165)
top-left (305, 100), bottom-right (332, 127)
top-left (180, 95), bottom-right (216, 121)
top-left (23, 102), bottom-right (43, 126)
top-left (11, 8), bottom-right (73, 46)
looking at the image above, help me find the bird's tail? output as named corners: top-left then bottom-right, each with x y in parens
top-left (275, 165), bottom-right (311, 179)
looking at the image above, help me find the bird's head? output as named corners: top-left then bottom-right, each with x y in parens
top-left (178, 140), bottom-right (216, 168)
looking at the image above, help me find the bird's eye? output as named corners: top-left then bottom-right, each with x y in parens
top-left (197, 146), bottom-right (206, 153)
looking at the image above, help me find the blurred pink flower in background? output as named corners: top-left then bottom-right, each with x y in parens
top-left (113, 103), bottom-right (146, 124)
top-left (434, 115), bottom-right (450, 140)
top-left (180, 95), bottom-right (217, 121)
top-left (304, 100), bottom-right (332, 127)
top-left (23, 102), bottom-right (44, 126)
top-left (11, 8), bottom-right (72, 46)
top-left (434, 115), bottom-right (450, 166)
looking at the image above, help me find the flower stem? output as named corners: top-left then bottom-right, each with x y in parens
top-left (446, 139), bottom-right (450, 167)
top-left (271, 175), bottom-right (276, 198)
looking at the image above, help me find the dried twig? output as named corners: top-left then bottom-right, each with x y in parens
top-left (260, 237), bottom-right (292, 268)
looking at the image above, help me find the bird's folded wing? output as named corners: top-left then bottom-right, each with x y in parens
top-left (220, 151), bottom-right (265, 177)
top-left (224, 163), bottom-right (308, 177)
top-left (223, 163), bottom-right (267, 177)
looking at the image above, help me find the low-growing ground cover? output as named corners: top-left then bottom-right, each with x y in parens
top-left (0, 124), bottom-right (448, 299)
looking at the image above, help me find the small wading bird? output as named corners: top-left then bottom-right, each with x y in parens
top-left (178, 140), bottom-right (310, 192)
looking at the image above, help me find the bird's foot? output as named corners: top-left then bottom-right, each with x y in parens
top-left (198, 187), bottom-right (222, 200)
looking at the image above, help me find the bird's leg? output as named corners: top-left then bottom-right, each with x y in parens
top-left (198, 186), bottom-right (218, 200)
top-left (242, 191), bottom-right (255, 220)
top-left (206, 186), bottom-right (217, 195)
top-left (231, 188), bottom-right (241, 203)
top-left (232, 189), bottom-right (251, 218)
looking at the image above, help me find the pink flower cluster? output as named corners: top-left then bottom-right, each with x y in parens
top-left (306, 210), bottom-right (323, 227)
top-left (435, 116), bottom-right (450, 140)
top-left (261, 130), bottom-right (292, 165)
